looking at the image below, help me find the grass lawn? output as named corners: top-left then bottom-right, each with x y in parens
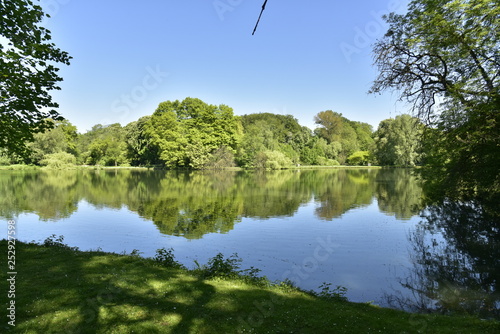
top-left (1, 239), bottom-right (498, 333)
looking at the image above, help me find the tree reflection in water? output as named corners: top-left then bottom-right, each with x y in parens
top-left (386, 200), bottom-right (500, 318)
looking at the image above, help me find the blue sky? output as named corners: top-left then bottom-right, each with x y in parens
top-left (40, 0), bottom-right (410, 133)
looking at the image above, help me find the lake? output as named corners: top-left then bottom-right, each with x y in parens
top-left (1, 168), bottom-right (498, 316)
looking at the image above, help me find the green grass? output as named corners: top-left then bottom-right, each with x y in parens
top-left (1, 240), bottom-right (498, 333)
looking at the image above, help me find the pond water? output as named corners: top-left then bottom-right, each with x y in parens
top-left (1, 168), bottom-right (498, 316)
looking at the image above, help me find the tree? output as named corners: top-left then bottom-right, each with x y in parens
top-left (124, 116), bottom-right (161, 166)
top-left (314, 110), bottom-right (373, 164)
top-left (79, 123), bottom-right (128, 166)
top-left (371, 0), bottom-right (500, 201)
top-left (1, 0), bottom-right (71, 157)
top-left (28, 119), bottom-right (78, 164)
top-left (373, 115), bottom-right (424, 166)
top-left (147, 98), bottom-right (242, 169)
top-left (314, 110), bottom-right (343, 143)
top-left (237, 113), bottom-right (309, 167)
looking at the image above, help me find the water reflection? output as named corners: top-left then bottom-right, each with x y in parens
top-left (2, 168), bottom-right (497, 317)
top-left (0, 168), bottom-right (423, 236)
top-left (386, 200), bottom-right (500, 318)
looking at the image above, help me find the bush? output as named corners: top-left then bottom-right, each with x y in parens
top-left (39, 152), bottom-right (76, 168)
top-left (153, 247), bottom-right (186, 269)
top-left (347, 151), bottom-right (372, 166)
top-left (254, 150), bottom-right (292, 169)
top-left (195, 253), bottom-right (243, 279)
top-left (316, 157), bottom-right (340, 166)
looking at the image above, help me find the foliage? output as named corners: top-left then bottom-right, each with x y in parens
top-left (153, 247), bottom-right (186, 269)
top-left (78, 123), bottom-right (128, 166)
top-left (197, 252), bottom-right (243, 279)
top-left (147, 98), bottom-right (242, 169)
top-left (314, 110), bottom-right (374, 164)
top-left (314, 282), bottom-right (348, 301)
top-left (373, 115), bottom-right (424, 166)
top-left (237, 113), bottom-right (310, 167)
top-left (39, 151), bottom-right (76, 169)
top-left (255, 150), bottom-right (293, 170)
top-left (28, 119), bottom-right (78, 164)
top-left (42, 234), bottom-right (78, 251)
top-left (0, 0), bottom-right (71, 157)
top-left (203, 145), bottom-right (236, 169)
top-left (124, 116), bottom-right (161, 166)
top-left (347, 151), bottom-right (372, 166)
top-left (371, 0), bottom-right (500, 200)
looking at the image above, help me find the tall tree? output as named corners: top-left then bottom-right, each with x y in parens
top-left (124, 116), bottom-right (161, 166)
top-left (370, 0), bottom-right (500, 202)
top-left (314, 110), bottom-right (343, 143)
top-left (1, 0), bottom-right (71, 157)
top-left (147, 98), bottom-right (241, 169)
top-left (373, 115), bottom-right (424, 166)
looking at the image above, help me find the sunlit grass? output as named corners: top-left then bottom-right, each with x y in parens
top-left (0, 239), bottom-right (498, 333)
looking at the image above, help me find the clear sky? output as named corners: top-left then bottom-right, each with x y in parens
top-left (40, 0), bottom-right (410, 133)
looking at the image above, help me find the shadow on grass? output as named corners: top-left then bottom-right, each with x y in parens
top-left (1, 240), bottom-right (499, 334)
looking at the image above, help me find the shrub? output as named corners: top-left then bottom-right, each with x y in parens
top-left (154, 247), bottom-right (186, 269)
top-left (317, 157), bottom-right (340, 166)
top-left (347, 151), bottom-right (372, 166)
top-left (39, 152), bottom-right (76, 168)
top-left (314, 282), bottom-right (348, 301)
top-left (195, 253), bottom-right (242, 278)
top-left (254, 150), bottom-right (292, 170)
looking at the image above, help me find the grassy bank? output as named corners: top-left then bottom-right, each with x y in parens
top-left (1, 240), bottom-right (498, 333)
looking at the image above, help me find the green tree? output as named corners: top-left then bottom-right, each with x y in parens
top-left (372, 118), bottom-right (396, 165)
top-left (237, 113), bottom-right (309, 167)
top-left (147, 98), bottom-right (241, 169)
top-left (79, 123), bottom-right (128, 166)
top-left (124, 116), bottom-right (161, 166)
top-left (371, 0), bottom-right (500, 201)
top-left (28, 119), bottom-right (78, 164)
top-left (314, 110), bottom-right (343, 143)
top-left (347, 151), bottom-right (372, 166)
top-left (1, 0), bottom-right (71, 157)
top-left (373, 115), bottom-right (424, 166)
top-left (314, 111), bottom-right (373, 164)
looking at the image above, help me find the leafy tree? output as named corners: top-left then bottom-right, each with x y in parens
top-left (314, 110), bottom-right (343, 143)
top-left (147, 98), bottom-right (241, 169)
top-left (124, 116), bottom-right (161, 166)
top-left (347, 151), bottom-right (372, 166)
top-left (254, 150), bottom-right (293, 170)
top-left (372, 118), bottom-right (396, 165)
top-left (371, 0), bottom-right (500, 201)
top-left (314, 110), bottom-right (373, 164)
top-left (373, 115), bottom-right (424, 166)
top-left (1, 0), bottom-right (71, 157)
top-left (39, 151), bottom-right (76, 169)
top-left (79, 123), bottom-right (128, 166)
top-left (237, 113), bottom-right (308, 167)
top-left (27, 119), bottom-right (78, 164)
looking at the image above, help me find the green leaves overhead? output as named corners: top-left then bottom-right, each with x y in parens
top-left (371, 0), bottom-right (500, 203)
top-left (1, 0), bottom-right (71, 157)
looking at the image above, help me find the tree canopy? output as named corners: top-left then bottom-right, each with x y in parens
top-left (371, 0), bottom-right (500, 203)
top-left (0, 0), bottom-right (71, 157)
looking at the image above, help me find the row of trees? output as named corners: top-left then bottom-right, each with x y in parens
top-left (0, 97), bottom-right (429, 169)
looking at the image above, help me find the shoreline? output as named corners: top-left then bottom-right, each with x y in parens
top-left (0, 239), bottom-right (497, 333)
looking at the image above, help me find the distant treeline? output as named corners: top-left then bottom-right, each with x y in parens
top-left (0, 97), bottom-right (426, 169)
